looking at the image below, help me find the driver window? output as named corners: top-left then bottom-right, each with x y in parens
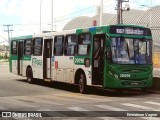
top-left (77, 33), bottom-right (91, 55)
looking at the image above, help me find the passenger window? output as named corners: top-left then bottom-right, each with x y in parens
top-left (33, 38), bottom-right (43, 56)
top-left (64, 34), bottom-right (77, 56)
top-left (54, 36), bottom-right (64, 56)
top-left (11, 41), bottom-right (17, 55)
top-left (24, 39), bottom-right (32, 55)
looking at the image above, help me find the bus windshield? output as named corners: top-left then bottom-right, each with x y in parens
top-left (111, 37), bottom-right (152, 64)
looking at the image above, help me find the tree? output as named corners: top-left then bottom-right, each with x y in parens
top-left (4, 52), bottom-right (8, 59)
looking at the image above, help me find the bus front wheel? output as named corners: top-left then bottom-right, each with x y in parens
top-left (79, 73), bottom-right (87, 94)
top-left (26, 68), bottom-right (34, 84)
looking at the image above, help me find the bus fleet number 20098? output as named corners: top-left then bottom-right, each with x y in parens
top-left (120, 74), bottom-right (130, 77)
top-left (74, 58), bottom-right (84, 64)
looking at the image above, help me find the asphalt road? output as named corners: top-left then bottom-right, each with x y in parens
top-left (0, 62), bottom-right (160, 120)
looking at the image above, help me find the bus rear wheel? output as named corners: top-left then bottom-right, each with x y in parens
top-left (79, 73), bottom-right (87, 94)
top-left (26, 68), bottom-right (34, 84)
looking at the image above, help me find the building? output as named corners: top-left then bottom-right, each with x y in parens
top-left (0, 45), bottom-right (9, 59)
top-left (63, 6), bottom-right (160, 51)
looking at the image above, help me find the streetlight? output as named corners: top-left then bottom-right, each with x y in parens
top-left (40, 0), bottom-right (53, 33)
top-left (140, 5), bottom-right (152, 27)
top-left (51, 0), bottom-right (53, 32)
top-left (40, 0), bottom-right (42, 33)
top-left (140, 0), bottom-right (152, 27)
top-left (100, 0), bottom-right (103, 26)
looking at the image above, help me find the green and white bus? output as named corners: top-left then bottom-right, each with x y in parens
top-left (10, 24), bottom-right (153, 93)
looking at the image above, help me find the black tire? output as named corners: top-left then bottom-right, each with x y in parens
top-left (26, 68), bottom-right (34, 84)
top-left (79, 73), bottom-right (87, 94)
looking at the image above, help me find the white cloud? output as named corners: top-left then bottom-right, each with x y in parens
top-left (3, 0), bottom-right (98, 36)
top-left (1, 0), bottom-right (160, 38)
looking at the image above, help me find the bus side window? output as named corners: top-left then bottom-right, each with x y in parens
top-left (11, 41), bottom-right (17, 55)
top-left (33, 38), bottom-right (43, 56)
top-left (77, 33), bottom-right (91, 55)
top-left (24, 39), bottom-right (32, 55)
top-left (54, 36), bottom-right (64, 56)
top-left (64, 34), bottom-right (77, 56)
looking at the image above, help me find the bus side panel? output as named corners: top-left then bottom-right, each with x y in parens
top-left (51, 56), bottom-right (75, 84)
top-left (32, 56), bottom-right (43, 79)
top-left (51, 68), bottom-right (56, 81)
top-left (63, 56), bottom-right (74, 83)
top-left (65, 69), bottom-right (74, 83)
top-left (10, 54), bottom-right (18, 75)
top-left (12, 59), bottom-right (18, 75)
top-left (84, 69), bottom-right (91, 85)
top-left (22, 60), bottom-right (32, 77)
top-left (53, 56), bottom-right (65, 82)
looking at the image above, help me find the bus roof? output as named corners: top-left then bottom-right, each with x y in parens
top-left (33, 29), bottom-right (76, 38)
top-left (108, 24), bottom-right (149, 28)
top-left (11, 35), bottom-right (33, 41)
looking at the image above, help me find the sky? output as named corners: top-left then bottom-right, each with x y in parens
top-left (0, 0), bottom-right (160, 44)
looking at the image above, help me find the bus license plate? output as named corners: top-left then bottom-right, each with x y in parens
top-left (131, 82), bottom-right (139, 85)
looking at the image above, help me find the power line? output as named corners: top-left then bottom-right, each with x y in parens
top-left (56, 6), bottom-right (94, 20)
top-left (3, 24), bottom-right (13, 43)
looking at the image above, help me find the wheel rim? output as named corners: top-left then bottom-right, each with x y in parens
top-left (27, 76), bottom-right (31, 82)
top-left (27, 70), bottom-right (31, 82)
top-left (79, 79), bottom-right (83, 92)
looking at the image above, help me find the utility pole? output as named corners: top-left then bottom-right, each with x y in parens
top-left (51, 0), bottom-right (53, 32)
top-left (3, 24), bottom-right (13, 43)
top-left (40, 0), bottom-right (42, 33)
top-left (117, 0), bottom-right (122, 24)
top-left (100, 0), bottom-right (103, 26)
top-left (116, 0), bottom-right (130, 24)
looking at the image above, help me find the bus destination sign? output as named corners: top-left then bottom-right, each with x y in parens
top-left (116, 28), bottom-right (144, 35)
top-left (109, 26), bottom-right (151, 36)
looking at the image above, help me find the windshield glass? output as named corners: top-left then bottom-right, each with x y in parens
top-left (111, 37), bottom-right (152, 64)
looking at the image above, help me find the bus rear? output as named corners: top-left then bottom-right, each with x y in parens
top-left (104, 25), bottom-right (153, 89)
top-left (10, 35), bottom-right (32, 75)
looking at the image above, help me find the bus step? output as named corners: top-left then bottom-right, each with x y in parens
top-left (44, 79), bottom-right (52, 82)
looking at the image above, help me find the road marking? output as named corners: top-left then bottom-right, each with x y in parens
top-left (95, 105), bottom-right (126, 120)
top-left (68, 107), bottom-right (122, 120)
top-left (99, 117), bottom-right (122, 120)
top-left (142, 117), bottom-right (160, 120)
top-left (0, 106), bottom-right (8, 110)
top-left (55, 93), bottom-right (110, 102)
top-left (17, 96), bottom-right (63, 106)
top-left (0, 98), bottom-right (36, 108)
top-left (68, 107), bottom-right (90, 111)
top-left (144, 101), bottom-right (160, 106)
top-left (37, 109), bottom-right (52, 111)
top-left (122, 103), bottom-right (160, 111)
top-left (68, 107), bottom-right (99, 118)
top-left (40, 94), bottom-right (88, 103)
top-left (96, 104), bottom-right (127, 111)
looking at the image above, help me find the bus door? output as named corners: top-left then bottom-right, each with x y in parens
top-left (43, 39), bottom-right (52, 79)
top-left (17, 41), bottom-right (23, 75)
top-left (92, 34), bottom-right (105, 85)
